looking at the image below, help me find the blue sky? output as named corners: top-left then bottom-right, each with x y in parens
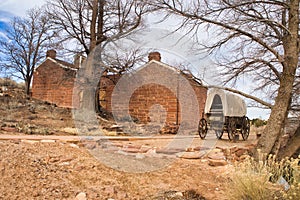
top-left (0, 0), bottom-right (46, 37)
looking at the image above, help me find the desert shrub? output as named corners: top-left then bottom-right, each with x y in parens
top-left (226, 152), bottom-right (300, 200)
top-left (0, 77), bottom-right (24, 89)
top-left (251, 118), bottom-right (267, 127)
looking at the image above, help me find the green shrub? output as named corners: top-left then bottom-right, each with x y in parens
top-left (251, 118), bottom-right (267, 127)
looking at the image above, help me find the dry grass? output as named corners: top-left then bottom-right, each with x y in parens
top-left (226, 152), bottom-right (300, 200)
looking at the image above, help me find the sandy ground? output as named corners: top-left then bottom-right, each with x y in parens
top-left (0, 94), bottom-right (259, 199)
top-left (0, 137), bottom-right (236, 200)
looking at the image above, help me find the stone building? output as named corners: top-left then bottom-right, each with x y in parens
top-left (32, 51), bottom-right (207, 128)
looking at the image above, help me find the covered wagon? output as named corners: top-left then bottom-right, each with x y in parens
top-left (198, 88), bottom-right (250, 141)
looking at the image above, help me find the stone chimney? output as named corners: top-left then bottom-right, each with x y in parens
top-left (74, 53), bottom-right (86, 68)
top-left (46, 50), bottom-right (57, 59)
top-left (148, 52), bottom-right (161, 62)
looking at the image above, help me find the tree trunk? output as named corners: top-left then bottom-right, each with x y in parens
top-left (90, 0), bottom-right (99, 51)
top-left (24, 79), bottom-right (31, 97)
top-left (277, 124), bottom-right (300, 160)
top-left (254, 0), bottom-right (299, 160)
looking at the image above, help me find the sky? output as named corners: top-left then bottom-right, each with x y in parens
top-left (0, 0), bottom-right (271, 120)
top-left (0, 0), bottom-right (45, 17)
top-left (0, 0), bottom-right (46, 36)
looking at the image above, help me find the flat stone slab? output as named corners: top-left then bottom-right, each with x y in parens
top-left (156, 148), bottom-right (184, 155)
top-left (178, 152), bottom-right (206, 159)
top-left (208, 159), bottom-right (227, 167)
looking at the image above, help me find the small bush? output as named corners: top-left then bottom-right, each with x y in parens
top-left (251, 118), bottom-right (267, 127)
top-left (226, 152), bottom-right (300, 200)
top-left (0, 77), bottom-right (24, 89)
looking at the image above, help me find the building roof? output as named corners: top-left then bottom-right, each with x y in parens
top-left (133, 59), bottom-right (204, 87)
top-left (35, 57), bottom-right (78, 71)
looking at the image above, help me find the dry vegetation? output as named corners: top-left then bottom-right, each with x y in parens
top-left (226, 153), bottom-right (300, 200)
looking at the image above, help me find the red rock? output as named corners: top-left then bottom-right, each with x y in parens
top-left (208, 159), bottom-right (227, 166)
top-left (194, 146), bottom-right (210, 151)
top-left (156, 148), bottom-right (183, 154)
top-left (139, 146), bottom-right (151, 153)
top-left (207, 152), bottom-right (226, 160)
top-left (235, 148), bottom-right (248, 157)
top-left (1, 127), bottom-right (18, 132)
top-left (122, 147), bottom-right (141, 153)
top-left (178, 152), bottom-right (206, 159)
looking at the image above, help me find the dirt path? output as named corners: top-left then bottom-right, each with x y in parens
top-left (0, 131), bottom-right (257, 199)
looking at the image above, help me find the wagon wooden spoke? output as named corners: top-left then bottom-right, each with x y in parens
top-left (198, 118), bottom-right (208, 139)
top-left (227, 118), bottom-right (237, 141)
top-left (241, 116), bottom-right (250, 140)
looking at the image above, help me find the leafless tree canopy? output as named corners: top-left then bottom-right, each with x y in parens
top-left (0, 8), bottom-right (59, 95)
top-left (154, 0), bottom-right (298, 105)
top-left (46, 0), bottom-right (152, 55)
top-left (153, 0), bottom-right (300, 158)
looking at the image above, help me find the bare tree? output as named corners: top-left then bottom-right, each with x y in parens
top-left (0, 8), bottom-right (59, 95)
top-left (102, 44), bottom-right (147, 74)
top-left (46, 0), bottom-right (151, 55)
top-left (46, 0), bottom-right (152, 113)
top-left (154, 0), bottom-right (299, 159)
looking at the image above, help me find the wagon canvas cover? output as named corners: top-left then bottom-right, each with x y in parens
top-left (204, 88), bottom-right (247, 117)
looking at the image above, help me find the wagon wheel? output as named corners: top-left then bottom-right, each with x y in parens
top-left (227, 118), bottom-right (237, 141)
top-left (215, 130), bottom-right (223, 140)
top-left (241, 117), bottom-right (250, 140)
top-left (198, 118), bottom-right (208, 139)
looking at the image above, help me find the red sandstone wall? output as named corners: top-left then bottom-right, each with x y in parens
top-left (129, 84), bottom-right (179, 124)
top-left (32, 60), bottom-right (77, 108)
top-left (102, 76), bottom-right (207, 126)
top-left (32, 60), bottom-right (207, 126)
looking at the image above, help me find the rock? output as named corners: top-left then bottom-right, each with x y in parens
top-left (235, 148), bottom-right (248, 157)
top-left (61, 127), bottom-right (78, 134)
top-left (156, 148), bottom-right (183, 155)
top-left (104, 186), bottom-right (115, 195)
top-left (210, 148), bottom-right (222, 153)
top-left (104, 146), bottom-right (120, 153)
top-left (208, 159), bottom-right (227, 167)
top-left (84, 142), bottom-right (97, 150)
top-left (49, 157), bottom-right (60, 163)
top-left (207, 152), bottom-right (226, 160)
top-left (21, 140), bottom-right (39, 144)
top-left (145, 149), bottom-right (163, 158)
top-left (112, 142), bottom-right (123, 147)
top-left (69, 143), bottom-right (79, 148)
top-left (1, 127), bottom-right (18, 132)
top-left (75, 192), bottom-right (87, 200)
top-left (185, 147), bottom-right (194, 152)
top-left (136, 153), bottom-right (145, 159)
top-left (60, 157), bottom-right (73, 162)
top-left (58, 162), bottom-right (70, 166)
top-left (229, 146), bottom-right (239, 153)
top-left (122, 147), bottom-right (141, 153)
top-left (145, 149), bottom-right (156, 155)
top-left (40, 139), bottom-right (56, 143)
top-left (193, 146), bottom-right (210, 151)
top-left (117, 191), bottom-right (128, 199)
top-left (178, 152), bottom-right (206, 159)
top-left (139, 146), bottom-right (151, 153)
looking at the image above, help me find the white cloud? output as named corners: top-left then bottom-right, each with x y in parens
top-left (0, 0), bottom-right (46, 16)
